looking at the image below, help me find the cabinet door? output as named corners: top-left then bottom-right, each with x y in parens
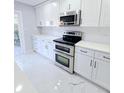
top-left (47, 41), bottom-right (55, 61)
top-left (36, 40), bottom-right (43, 54)
top-left (35, 5), bottom-right (42, 26)
top-left (43, 0), bottom-right (59, 26)
top-left (41, 40), bottom-right (47, 56)
top-left (59, 0), bottom-right (70, 13)
top-left (74, 53), bottom-right (93, 80)
top-left (59, 0), bottom-right (81, 13)
top-left (32, 38), bottom-right (40, 53)
top-left (99, 0), bottom-right (110, 26)
top-left (35, 0), bottom-right (59, 26)
top-left (93, 59), bottom-right (110, 90)
top-left (69, 0), bottom-right (81, 11)
top-left (81, 0), bottom-right (101, 26)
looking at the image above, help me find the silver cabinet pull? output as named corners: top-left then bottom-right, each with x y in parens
top-left (90, 60), bottom-right (92, 66)
top-left (94, 61), bottom-right (97, 68)
top-left (80, 50), bottom-right (87, 53)
top-left (69, 4), bottom-right (71, 10)
top-left (103, 56), bottom-right (110, 60)
top-left (40, 21), bottom-right (42, 25)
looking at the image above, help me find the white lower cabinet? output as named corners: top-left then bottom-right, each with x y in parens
top-left (75, 53), bottom-right (93, 80)
top-left (92, 59), bottom-right (110, 90)
top-left (47, 41), bottom-right (55, 61)
top-left (32, 37), bottom-right (55, 61)
top-left (74, 46), bottom-right (110, 90)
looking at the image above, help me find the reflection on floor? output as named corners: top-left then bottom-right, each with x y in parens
top-left (15, 53), bottom-right (109, 93)
top-left (14, 46), bottom-right (23, 57)
top-left (15, 63), bottom-right (38, 93)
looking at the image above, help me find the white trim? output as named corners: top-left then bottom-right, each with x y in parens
top-left (14, 10), bottom-right (26, 53)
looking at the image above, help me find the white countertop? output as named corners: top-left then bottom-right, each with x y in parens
top-left (76, 41), bottom-right (110, 53)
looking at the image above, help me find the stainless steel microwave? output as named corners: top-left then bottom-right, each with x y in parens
top-left (59, 10), bottom-right (81, 26)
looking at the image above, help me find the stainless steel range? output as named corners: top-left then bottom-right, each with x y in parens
top-left (53, 31), bottom-right (82, 73)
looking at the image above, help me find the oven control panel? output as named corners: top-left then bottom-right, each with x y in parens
top-left (64, 31), bottom-right (82, 37)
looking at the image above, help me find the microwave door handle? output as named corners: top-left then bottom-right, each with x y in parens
top-left (74, 14), bottom-right (77, 23)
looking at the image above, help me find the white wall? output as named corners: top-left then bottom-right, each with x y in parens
top-left (38, 26), bottom-right (110, 44)
top-left (14, 1), bottom-right (38, 53)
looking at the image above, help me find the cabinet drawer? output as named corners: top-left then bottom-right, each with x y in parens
top-left (95, 51), bottom-right (110, 62)
top-left (75, 47), bottom-right (94, 57)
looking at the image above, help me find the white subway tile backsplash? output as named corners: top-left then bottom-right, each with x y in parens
top-left (37, 26), bottom-right (110, 44)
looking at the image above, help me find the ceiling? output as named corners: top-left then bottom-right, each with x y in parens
top-left (15, 0), bottom-right (48, 6)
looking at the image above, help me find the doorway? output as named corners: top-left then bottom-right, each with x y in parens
top-left (14, 11), bottom-right (24, 56)
top-left (14, 13), bottom-right (20, 46)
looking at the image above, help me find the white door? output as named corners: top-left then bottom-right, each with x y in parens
top-left (74, 53), bottom-right (93, 80)
top-left (99, 0), bottom-right (110, 26)
top-left (14, 11), bottom-right (25, 54)
top-left (92, 59), bottom-right (110, 90)
top-left (81, 0), bottom-right (101, 26)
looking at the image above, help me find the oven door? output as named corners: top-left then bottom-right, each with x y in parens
top-left (55, 43), bottom-right (74, 56)
top-left (55, 51), bottom-right (74, 73)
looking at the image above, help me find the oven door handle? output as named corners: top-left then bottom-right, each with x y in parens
top-left (55, 51), bottom-right (74, 57)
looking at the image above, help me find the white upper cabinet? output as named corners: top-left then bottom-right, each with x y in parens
top-left (35, 0), bottom-right (109, 27)
top-left (59, 0), bottom-right (81, 13)
top-left (59, 0), bottom-right (70, 12)
top-left (99, 0), bottom-right (110, 27)
top-left (35, 5), bottom-right (42, 26)
top-left (69, 0), bottom-right (81, 11)
top-left (81, 0), bottom-right (101, 26)
top-left (35, 0), bottom-right (59, 27)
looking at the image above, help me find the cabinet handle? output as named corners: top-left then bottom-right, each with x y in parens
top-left (40, 21), bottom-right (42, 25)
top-left (80, 50), bottom-right (87, 53)
top-left (90, 60), bottom-right (92, 66)
top-left (69, 4), bottom-right (71, 10)
top-left (94, 61), bottom-right (97, 68)
top-left (45, 45), bottom-right (48, 49)
top-left (103, 56), bottom-right (110, 60)
top-left (48, 41), bottom-right (52, 43)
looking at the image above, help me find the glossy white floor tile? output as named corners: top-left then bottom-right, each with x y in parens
top-left (15, 53), bottom-right (109, 93)
top-left (15, 63), bottom-right (38, 93)
top-left (14, 46), bottom-right (23, 57)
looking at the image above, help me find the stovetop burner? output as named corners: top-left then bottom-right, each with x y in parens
top-left (53, 38), bottom-right (76, 46)
top-left (53, 31), bottom-right (82, 46)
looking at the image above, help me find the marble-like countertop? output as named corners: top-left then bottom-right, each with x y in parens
top-left (76, 41), bottom-right (110, 53)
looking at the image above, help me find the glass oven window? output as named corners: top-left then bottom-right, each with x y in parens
top-left (60, 15), bottom-right (75, 22)
top-left (56, 45), bottom-right (70, 53)
top-left (56, 54), bottom-right (69, 67)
